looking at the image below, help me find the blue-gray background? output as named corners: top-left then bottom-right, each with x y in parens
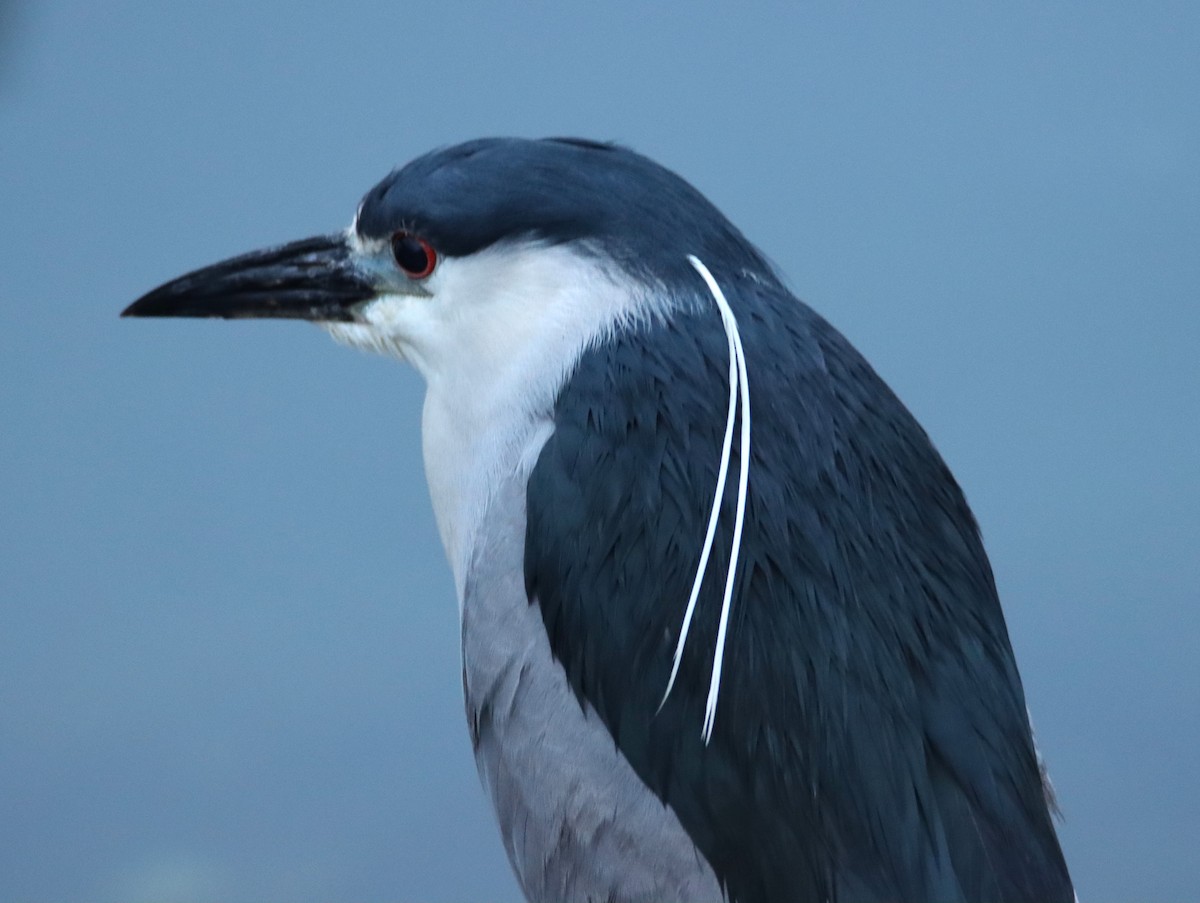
top-left (3, 3), bottom-right (1197, 900)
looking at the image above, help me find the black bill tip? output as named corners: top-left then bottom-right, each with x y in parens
top-left (122, 233), bottom-right (377, 322)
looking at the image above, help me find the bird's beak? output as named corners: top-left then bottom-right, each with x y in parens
top-left (122, 233), bottom-right (377, 322)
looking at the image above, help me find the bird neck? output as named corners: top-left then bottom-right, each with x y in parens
top-left (415, 250), bottom-right (656, 607)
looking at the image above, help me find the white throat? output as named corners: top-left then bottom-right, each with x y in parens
top-left (325, 241), bottom-right (652, 605)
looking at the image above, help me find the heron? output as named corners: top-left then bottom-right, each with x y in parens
top-left (123, 137), bottom-right (1074, 903)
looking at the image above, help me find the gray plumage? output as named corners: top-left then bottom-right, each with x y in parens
top-left (464, 472), bottom-right (721, 902)
top-left (124, 137), bottom-right (1074, 903)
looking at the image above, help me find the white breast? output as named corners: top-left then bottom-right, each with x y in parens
top-left (327, 240), bottom-right (653, 605)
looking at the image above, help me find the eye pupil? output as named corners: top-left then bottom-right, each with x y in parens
top-left (390, 231), bottom-right (437, 278)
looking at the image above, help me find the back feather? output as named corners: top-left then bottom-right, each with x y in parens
top-left (525, 267), bottom-right (1073, 902)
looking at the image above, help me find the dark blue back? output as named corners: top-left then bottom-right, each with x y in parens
top-left (525, 270), bottom-right (1074, 902)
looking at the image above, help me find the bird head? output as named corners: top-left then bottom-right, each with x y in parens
top-left (123, 137), bottom-right (771, 387)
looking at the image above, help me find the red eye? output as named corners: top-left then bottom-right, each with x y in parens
top-left (390, 231), bottom-right (437, 279)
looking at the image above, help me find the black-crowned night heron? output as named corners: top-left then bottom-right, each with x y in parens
top-left (124, 137), bottom-right (1074, 903)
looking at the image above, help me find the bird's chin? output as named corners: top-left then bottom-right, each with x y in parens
top-left (321, 321), bottom-right (413, 363)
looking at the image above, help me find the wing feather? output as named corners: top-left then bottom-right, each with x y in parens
top-left (525, 272), bottom-right (1073, 903)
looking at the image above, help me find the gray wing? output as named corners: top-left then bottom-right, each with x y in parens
top-left (461, 469), bottom-right (723, 903)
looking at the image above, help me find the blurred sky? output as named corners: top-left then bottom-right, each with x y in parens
top-left (2, 3), bottom-right (1198, 901)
